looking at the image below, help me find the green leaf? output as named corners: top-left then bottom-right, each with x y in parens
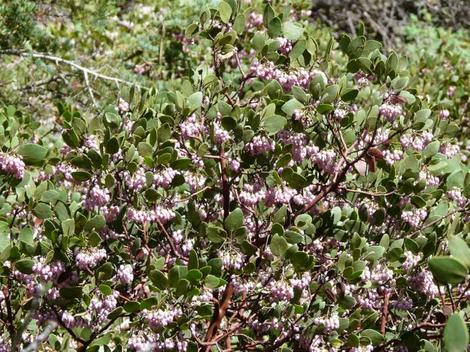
top-left (89, 334), bottom-right (111, 347)
top-left (448, 236), bottom-right (470, 268)
top-left (391, 76), bottom-right (409, 90)
top-left (62, 219), bottom-right (75, 236)
top-left (99, 284), bottom-right (113, 296)
top-left (71, 171), bottom-right (92, 182)
top-left (415, 108), bottom-right (432, 121)
top-left (59, 286), bottom-right (82, 299)
top-left (444, 313), bottom-right (469, 352)
top-left (281, 168), bottom-right (308, 189)
top-left (289, 40), bottom-right (306, 60)
top-left (34, 203), bottom-right (52, 219)
top-left (341, 89), bottom-right (359, 102)
top-left (291, 251), bottom-right (311, 271)
top-left (270, 234), bottom-right (289, 257)
top-left (206, 224), bottom-right (225, 243)
top-left (428, 256), bottom-right (468, 285)
top-left (268, 17), bottom-right (282, 37)
top-left (18, 143), bottom-right (48, 165)
top-left (176, 278), bottom-right (190, 297)
top-left (317, 103), bottom-right (334, 114)
top-left (205, 274), bottom-right (221, 289)
top-left (107, 307), bottom-right (123, 320)
top-left (225, 208), bottom-right (244, 231)
top-left (252, 31), bottom-right (268, 51)
top-left (322, 84), bottom-right (339, 103)
top-left (218, 1), bottom-right (232, 24)
top-left (361, 329), bottom-right (384, 345)
top-left (282, 21), bottom-right (303, 41)
top-left (447, 170), bottom-right (465, 188)
top-left (96, 262), bottom-right (114, 280)
top-left (263, 114), bottom-right (287, 135)
top-left (85, 215), bottom-right (106, 231)
top-left (387, 52), bottom-right (398, 72)
top-left (370, 209), bottom-right (385, 226)
top-left (123, 301), bottom-right (141, 313)
top-left (186, 269), bottom-right (203, 283)
top-left (263, 4), bottom-right (275, 27)
top-left (423, 141), bottom-right (440, 158)
top-left (105, 137), bottom-right (119, 154)
top-left (138, 142), bottom-right (153, 157)
top-left (149, 270), bottom-right (168, 289)
top-left (411, 195), bottom-right (426, 208)
top-left (19, 227), bottom-right (34, 247)
top-left (281, 98), bottom-right (303, 116)
top-left (187, 92), bottom-right (203, 110)
top-left (62, 129), bottom-right (80, 148)
top-left (185, 23), bottom-right (198, 38)
top-left (15, 258), bottom-right (34, 274)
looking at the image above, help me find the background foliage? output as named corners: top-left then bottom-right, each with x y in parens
top-left (0, 0), bottom-right (469, 351)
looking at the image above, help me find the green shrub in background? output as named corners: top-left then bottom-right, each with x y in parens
top-left (0, 0), bottom-right (37, 49)
top-left (0, 1), bottom-right (469, 351)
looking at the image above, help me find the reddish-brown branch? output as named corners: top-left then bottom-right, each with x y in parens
top-left (380, 291), bottom-right (390, 335)
top-left (299, 122), bottom-right (380, 216)
top-left (205, 281), bottom-right (234, 349)
top-left (220, 146), bottom-right (230, 219)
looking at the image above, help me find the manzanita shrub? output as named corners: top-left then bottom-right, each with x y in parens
top-left (0, 1), bottom-right (469, 351)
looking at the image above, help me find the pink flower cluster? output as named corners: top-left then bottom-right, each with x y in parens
top-left (312, 149), bottom-right (337, 174)
top-left (290, 272), bottom-right (312, 289)
top-left (419, 170), bottom-right (439, 187)
top-left (75, 248), bottom-right (107, 270)
top-left (267, 280), bottom-right (294, 302)
top-left (400, 132), bottom-right (433, 151)
top-left (83, 185), bottom-right (111, 210)
top-left (277, 37), bottom-right (292, 55)
top-left (90, 291), bottom-right (119, 322)
top-left (401, 208), bottom-right (427, 228)
top-left (154, 168), bottom-right (177, 188)
top-left (379, 103), bottom-right (402, 122)
top-left (439, 109), bottom-right (450, 119)
top-left (213, 119), bottom-right (230, 144)
top-left (265, 185), bottom-right (298, 206)
top-left (383, 149), bottom-right (403, 165)
top-left (32, 259), bottom-right (65, 282)
top-left (440, 143), bottom-right (460, 158)
top-left (361, 263), bottom-right (394, 284)
top-left (146, 308), bottom-right (182, 329)
top-left (409, 269), bottom-right (439, 297)
top-left (61, 311), bottom-right (89, 329)
top-left (127, 206), bottom-right (175, 224)
top-left (220, 251), bottom-right (245, 270)
top-left (402, 251), bottom-right (421, 271)
top-left (313, 314), bottom-right (340, 331)
top-left (447, 188), bottom-right (467, 208)
top-left (0, 153), bottom-right (25, 179)
top-left (180, 114), bottom-right (206, 140)
top-left (245, 135), bottom-right (275, 155)
top-left (102, 205), bottom-right (120, 223)
top-left (183, 171), bottom-right (206, 192)
top-left (117, 264), bottom-right (134, 285)
top-left (123, 168), bottom-right (147, 192)
top-left (118, 99), bottom-right (130, 113)
top-left (249, 60), bottom-right (325, 91)
top-left (246, 12), bottom-right (263, 31)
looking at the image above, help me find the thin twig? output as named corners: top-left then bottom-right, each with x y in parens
top-left (156, 220), bottom-right (188, 262)
top-left (21, 322), bottom-right (58, 352)
top-left (0, 50), bottom-right (148, 90)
